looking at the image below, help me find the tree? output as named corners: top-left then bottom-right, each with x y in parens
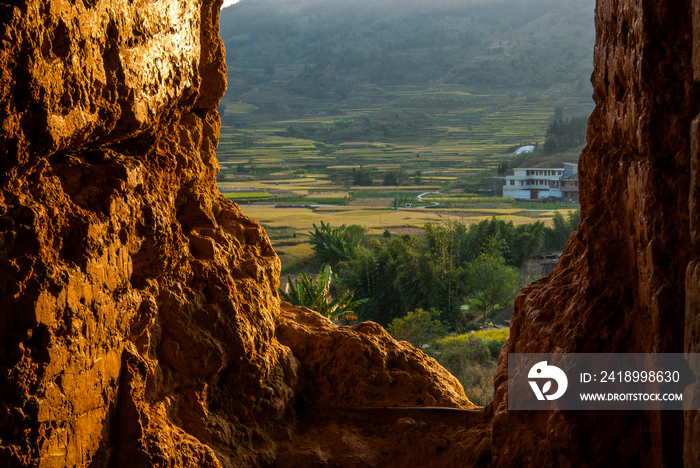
top-left (285, 126), bottom-right (306, 138)
top-left (280, 265), bottom-right (365, 321)
top-left (338, 220), bottom-right (541, 329)
top-left (352, 165), bottom-right (372, 185)
top-left (338, 237), bottom-right (413, 326)
top-left (383, 169), bottom-right (406, 186)
top-left (413, 170), bottom-right (422, 184)
top-left (540, 210), bottom-right (579, 252)
top-left (507, 222), bottom-right (545, 267)
top-left (308, 221), bottom-right (359, 265)
top-left (466, 252), bottom-right (520, 323)
top-left (438, 218), bottom-right (543, 268)
top-left (383, 170), bottom-right (398, 186)
top-left (497, 161), bottom-right (508, 175)
top-left (543, 116), bottom-right (588, 153)
top-left (567, 209), bottom-right (580, 229)
top-left (554, 105), bottom-right (564, 121)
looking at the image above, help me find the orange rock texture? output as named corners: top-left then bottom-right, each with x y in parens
top-left (0, 1), bottom-right (484, 467)
top-left (492, 0), bottom-right (700, 466)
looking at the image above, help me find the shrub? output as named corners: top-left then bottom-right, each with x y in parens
top-left (444, 359), bottom-right (498, 406)
top-left (471, 328), bottom-right (510, 359)
top-left (387, 308), bottom-right (449, 347)
top-left (426, 328), bottom-right (510, 405)
top-left (429, 334), bottom-right (492, 366)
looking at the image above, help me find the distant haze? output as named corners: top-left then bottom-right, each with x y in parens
top-left (220, 0), bottom-right (570, 8)
top-left (218, 0), bottom-right (587, 16)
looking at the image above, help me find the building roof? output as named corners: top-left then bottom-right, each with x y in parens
top-left (513, 167), bottom-right (567, 170)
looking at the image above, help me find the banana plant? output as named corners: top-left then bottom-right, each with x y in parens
top-left (308, 221), bottom-right (359, 265)
top-left (280, 265), bottom-right (366, 321)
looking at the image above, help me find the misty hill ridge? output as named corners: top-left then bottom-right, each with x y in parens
top-left (220, 0), bottom-right (595, 98)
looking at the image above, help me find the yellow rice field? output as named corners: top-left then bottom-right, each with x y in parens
top-left (239, 206), bottom-right (559, 234)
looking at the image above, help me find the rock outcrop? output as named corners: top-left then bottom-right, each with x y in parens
top-left (0, 1), bottom-right (483, 467)
top-left (492, 0), bottom-right (700, 466)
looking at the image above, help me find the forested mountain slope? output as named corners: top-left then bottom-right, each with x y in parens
top-left (219, 0), bottom-right (594, 120)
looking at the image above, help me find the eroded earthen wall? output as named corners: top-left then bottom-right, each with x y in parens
top-left (493, 0), bottom-right (700, 466)
top-left (0, 1), bottom-right (485, 467)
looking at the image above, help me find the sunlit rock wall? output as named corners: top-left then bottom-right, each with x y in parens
top-left (492, 0), bottom-right (700, 466)
top-left (0, 1), bottom-right (480, 467)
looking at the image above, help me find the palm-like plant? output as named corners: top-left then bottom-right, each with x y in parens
top-left (280, 265), bottom-right (366, 321)
top-left (308, 221), bottom-right (358, 265)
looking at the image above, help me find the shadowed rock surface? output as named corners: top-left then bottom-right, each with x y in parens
top-left (492, 0), bottom-right (700, 466)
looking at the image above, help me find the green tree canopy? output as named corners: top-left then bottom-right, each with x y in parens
top-left (308, 221), bottom-right (359, 265)
top-left (352, 165), bottom-right (373, 185)
top-left (338, 218), bottom-right (542, 328)
top-left (387, 308), bottom-right (449, 347)
top-left (543, 116), bottom-right (588, 153)
top-left (540, 209), bottom-right (580, 252)
top-left (465, 252), bottom-right (520, 323)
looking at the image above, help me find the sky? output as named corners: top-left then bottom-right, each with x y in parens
top-left (221, 0), bottom-right (241, 8)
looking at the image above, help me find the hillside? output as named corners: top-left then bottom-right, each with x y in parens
top-left (215, 0), bottom-right (595, 191)
top-left (219, 0), bottom-right (595, 103)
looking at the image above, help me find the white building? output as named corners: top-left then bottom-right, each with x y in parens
top-left (503, 163), bottom-right (578, 200)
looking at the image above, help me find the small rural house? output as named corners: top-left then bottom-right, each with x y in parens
top-left (502, 163), bottom-right (578, 201)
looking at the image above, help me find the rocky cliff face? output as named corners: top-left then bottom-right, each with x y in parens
top-left (0, 1), bottom-right (484, 467)
top-left (492, 0), bottom-right (700, 466)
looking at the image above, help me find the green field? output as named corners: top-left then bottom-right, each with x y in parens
top-left (223, 192), bottom-right (273, 200)
top-left (216, 86), bottom-right (591, 188)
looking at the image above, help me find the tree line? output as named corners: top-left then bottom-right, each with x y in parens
top-left (543, 116), bottom-right (588, 153)
top-left (282, 212), bottom-right (580, 330)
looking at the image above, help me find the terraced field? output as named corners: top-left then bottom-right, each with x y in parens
top-left (217, 86), bottom-right (592, 184)
top-left (216, 86), bottom-right (588, 271)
